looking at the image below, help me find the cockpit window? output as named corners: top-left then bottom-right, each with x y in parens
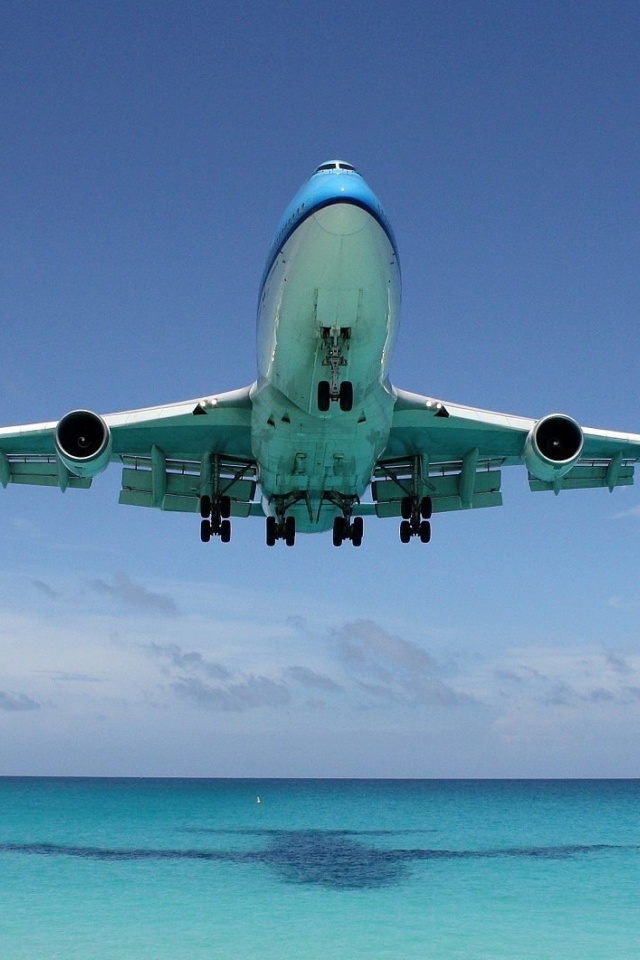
top-left (314, 161), bottom-right (358, 173)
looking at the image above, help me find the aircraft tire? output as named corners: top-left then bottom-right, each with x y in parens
top-left (200, 519), bottom-right (211, 543)
top-left (420, 496), bottom-right (433, 520)
top-left (419, 520), bottom-right (431, 543)
top-left (220, 495), bottom-right (231, 519)
top-left (220, 519), bottom-right (231, 543)
top-left (333, 517), bottom-right (345, 547)
top-left (200, 495), bottom-right (212, 519)
top-left (318, 381), bottom-right (331, 412)
top-left (285, 515), bottom-right (296, 546)
top-left (399, 520), bottom-right (412, 544)
top-left (266, 516), bottom-right (277, 547)
top-left (401, 496), bottom-right (412, 520)
top-left (351, 516), bottom-right (363, 547)
top-left (339, 380), bottom-right (353, 412)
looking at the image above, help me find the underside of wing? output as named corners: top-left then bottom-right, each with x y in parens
top-left (373, 386), bottom-right (640, 518)
top-left (0, 385), bottom-right (260, 517)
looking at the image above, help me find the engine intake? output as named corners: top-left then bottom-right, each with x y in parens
top-left (55, 410), bottom-right (112, 478)
top-left (524, 414), bottom-right (583, 482)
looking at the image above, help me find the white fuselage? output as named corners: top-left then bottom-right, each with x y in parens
top-left (250, 183), bottom-right (401, 532)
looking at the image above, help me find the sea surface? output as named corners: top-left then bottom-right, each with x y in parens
top-left (0, 778), bottom-right (638, 959)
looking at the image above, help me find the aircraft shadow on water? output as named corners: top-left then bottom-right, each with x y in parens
top-left (1, 829), bottom-right (632, 890)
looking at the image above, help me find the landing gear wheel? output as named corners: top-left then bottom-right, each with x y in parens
top-left (284, 515), bottom-right (296, 546)
top-left (419, 520), bottom-right (431, 543)
top-left (401, 496), bottom-right (412, 520)
top-left (339, 380), bottom-right (353, 412)
top-left (333, 516), bottom-right (345, 547)
top-left (200, 519), bottom-right (211, 543)
top-left (420, 496), bottom-right (433, 520)
top-left (318, 380), bottom-right (331, 412)
top-left (220, 519), bottom-right (231, 543)
top-left (399, 520), bottom-right (412, 544)
top-left (200, 495), bottom-right (212, 519)
top-left (266, 516), bottom-right (277, 547)
top-left (351, 515), bottom-right (363, 547)
top-left (220, 495), bottom-right (231, 519)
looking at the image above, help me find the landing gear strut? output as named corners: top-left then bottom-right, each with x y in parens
top-left (317, 327), bottom-right (352, 411)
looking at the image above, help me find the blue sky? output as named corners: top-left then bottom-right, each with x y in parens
top-left (2, 0), bottom-right (640, 777)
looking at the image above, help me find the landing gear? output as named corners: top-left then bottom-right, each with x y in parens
top-left (398, 496), bottom-right (432, 544)
top-left (401, 496), bottom-right (432, 520)
top-left (197, 455), bottom-right (257, 544)
top-left (265, 513), bottom-right (296, 546)
top-left (199, 494), bottom-right (233, 543)
top-left (332, 514), bottom-right (363, 547)
top-left (317, 327), bottom-right (353, 412)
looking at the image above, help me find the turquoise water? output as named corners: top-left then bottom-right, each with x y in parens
top-left (0, 779), bottom-right (638, 959)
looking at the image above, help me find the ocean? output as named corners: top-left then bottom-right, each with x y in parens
top-left (0, 778), bottom-right (638, 959)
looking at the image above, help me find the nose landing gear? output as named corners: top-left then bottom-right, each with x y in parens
top-left (317, 327), bottom-right (353, 412)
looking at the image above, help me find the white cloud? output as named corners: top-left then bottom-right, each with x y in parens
top-left (460, 644), bottom-right (640, 710)
top-left (0, 690), bottom-right (40, 712)
top-left (333, 619), bottom-right (472, 706)
top-left (613, 504), bottom-right (640, 520)
top-left (89, 572), bottom-right (179, 616)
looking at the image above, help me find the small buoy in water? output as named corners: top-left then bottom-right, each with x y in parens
top-left (256, 796), bottom-right (261, 804)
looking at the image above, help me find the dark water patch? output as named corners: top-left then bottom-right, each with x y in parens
top-left (0, 833), bottom-right (635, 890)
top-left (181, 827), bottom-right (436, 837)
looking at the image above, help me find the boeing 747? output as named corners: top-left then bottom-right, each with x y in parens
top-left (2, 161), bottom-right (640, 547)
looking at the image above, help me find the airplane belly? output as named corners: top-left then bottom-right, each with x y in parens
top-left (252, 202), bottom-right (400, 531)
top-left (257, 204), bottom-right (400, 410)
top-left (250, 380), bottom-right (395, 532)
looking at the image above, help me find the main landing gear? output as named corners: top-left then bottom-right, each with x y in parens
top-left (200, 495), bottom-right (231, 543)
top-left (332, 515), bottom-right (363, 547)
top-left (265, 514), bottom-right (296, 547)
top-left (399, 496), bottom-right (432, 544)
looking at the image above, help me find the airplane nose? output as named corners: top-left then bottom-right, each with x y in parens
top-left (313, 202), bottom-right (369, 237)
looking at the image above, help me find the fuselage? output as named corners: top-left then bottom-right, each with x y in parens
top-left (250, 162), bottom-right (402, 532)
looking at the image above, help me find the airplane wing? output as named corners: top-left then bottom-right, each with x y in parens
top-left (372, 387), bottom-right (640, 517)
top-left (0, 385), bottom-right (260, 517)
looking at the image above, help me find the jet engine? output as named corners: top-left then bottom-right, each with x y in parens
top-left (55, 410), bottom-right (112, 478)
top-left (524, 414), bottom-right (584, 482)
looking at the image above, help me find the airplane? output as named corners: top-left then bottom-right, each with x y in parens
top-left (2, 159), bottom-right (640, 548)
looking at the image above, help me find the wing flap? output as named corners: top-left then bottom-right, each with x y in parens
top-left (119, 455), bottom-right (257, 513)
top-left (529, 463), bottom-right (634, 494)
top-left (0, 455), bottom-right (91, 490)
top-left (372, 458), bottom-right (502, 515)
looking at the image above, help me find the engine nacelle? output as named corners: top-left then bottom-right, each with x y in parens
top-left (55, 410), bottom-right (112, 478)
top-left (524, 414), bottom-right (584, 482)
